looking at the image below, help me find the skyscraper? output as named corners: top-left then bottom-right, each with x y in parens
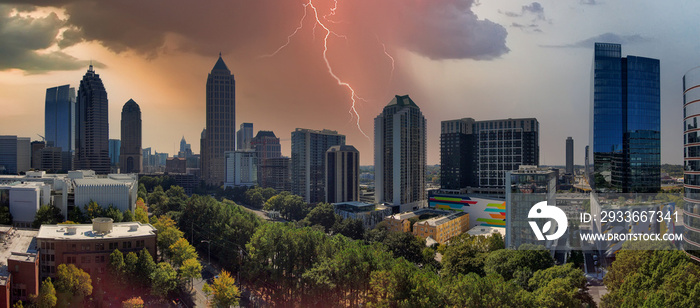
top-left (75, 65), bottom-right (110, 174)
top-left (683, 66), bottom-right (700, 261)
top-left (120, 99), bottom-right (142, 174)
top-left (325, 145), bottom-right (359, 203)
top-left (374, 95), bottom-right (426, 205)
top-left (590, 43), bottom-right (660, 193)
top-left (251, 131), bottom-right (282, 161)
top-left (566, 137), bottom-right (574, 175)
top-left (237, 123), bottom-right (253, 150)
top-left (291, 128), bottom-right (345, 203)
top-left (0, 136), bottom-right (30, 174)
top-left (109, 139), bottom-right (121, 166)
top-left (202, 54), bottom-right (236, 186)
top-left (44, 84), bottom-right (75, 171)
top-left (439, 117), bottom-right (539, 192)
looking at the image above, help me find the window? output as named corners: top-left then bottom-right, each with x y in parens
top-left (95, 243), bottom-right (105, 251)
top-left (109, 242), bottom-right (119, 250)
top-left (123, 241), bottom-right (132, 249)
top-left (95, 255), bottom-right (105, 263)
top-left (71, 244), bottom-right (77, 251)
top-left (81, 244), bottom-right (91, 251)
top-left (81, 256), bottom-right (91, 264)
top-left (136, 240), bottom-right (145, 248)
top-left (66, 256), bottom-right (76, 264)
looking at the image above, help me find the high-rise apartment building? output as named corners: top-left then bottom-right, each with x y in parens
top-left (120, 99), bottom-right (142, 174)
top-left (590, 42), bottom-right (660, 193)
top-left (439, 117), bottom-right (538, 192)
top-left (291, 128), bottom-right (345, 203)
top-left (325, 145), bottom-right (359, 203)
top-left (179, 136), bottom-right (192, 158)
top-left (44, 85), bottom-right (75, 171)
top-left (75, 65), bottom-right (110, 174)
top-left (237, 123), bottom-right (253, 150)
top-left (683, 66), bottom-right (700, 261)
top-left (260, 157), bottom-right (291, 192)
top-left (440, 118), bottom-right (477, 190)
top-left (374, 95), bottom-right (426, 205)
top-left (566, 137), bottom-right (574, 175)
top-left (224, 150), bottom-right (258, 187)
top-left (202, 54), bottom-right (236, 186)
top-left (0, 136), bottom-right (30, 174)
top-left (251, 131), bottom-right (281, 161)
top-left (505, 166), bottom-right (557, 248)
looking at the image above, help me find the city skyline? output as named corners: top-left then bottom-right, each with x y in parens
top-left (0, 1), bottom-right (697, 165)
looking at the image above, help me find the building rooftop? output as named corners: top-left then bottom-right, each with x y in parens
top-left (73, 178), bottom-right (130, 187)
top-left (0, 229), bottom-right (39, 285)
top-left (37, 222), bottom-right (156, 241)
top-left (467, 226), bottom-right (506, 237)
top-left (415, 212), bottom-right (468, 227)
top-left (386, 95), bottom-right (418, 108)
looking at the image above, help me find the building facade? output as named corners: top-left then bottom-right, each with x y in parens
top-left (374, 95), bottom-right (426, 205)
top-left (505, 166), bottom-right (557, 249)
top-left (591, 42), bottom-right (660, 193)
top-left (75, 65), bottom-right (110, 174)
top-left (325, 145), bottom-right (359, 203)
top-left (683, 66), bottom-right (700, 261)
top-left (292, 128), bottom-right (345, 203)
top-left (440, 118), bottom-right (477, 189)
top-left (237, 123), bottom-right (253, 150)
top-left (120, 99), bottom-right (142, 174)
top-left (109, 139), bottom-right (120, 167)
top-left (0, 136), bottom-right (30, 175)
top-left (202, 54), bottom-right (236, 186)
top-left (260, 157), bottom-right (291, 192)
top-left (224, 150), bottom-right (258, 187)
top-left (566, 137), bottom-right (574, 175)
top-left (44, 85), bottom-right (75, 171)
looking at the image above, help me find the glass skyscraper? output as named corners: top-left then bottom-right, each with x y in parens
top-left (683, 66), bottom-right (700, 261)
top-left (44, 84), bottom-right (75, 171)
top-left (590, 43), bottom-right (660, 193)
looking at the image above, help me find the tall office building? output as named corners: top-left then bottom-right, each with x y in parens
top-left (109, 139), bottom-right (120, 166)
top-left (0, 136), bottom-right (30, 174)
top-left (566, 137), bottom-right (574, 175)
top-left (325, 145), bottom-right (359, 203)
top-left (440, 118), bottom-right (477, 190)
top-left (251, 131), bottom-right (282, 161)
top-left (591, 43), bottom-right (660, 193)
top-left (202, 54), bottom-right (236, 186)
top-left (260, 157), bottom-right (291, 192)
top-left (683, 66), bottom-right (700, 261)
top-left (439, 117), bottom-right (538, 192)
top-left (237, 123), bottom-right (254, 150)
top-left (178, 136), bottom-right (193, 158)
top-left (224, 150), bottom-right (258, 187)
top-left (31, 141), bottom-right (45, 170)
top-left (291, 128), bottom-right (345, 203)
top-left (75, 65), bottom-right (110, 174)
top-left (120, 99), bottom-right (142, 174)
top-left (45, 85), bottom-right (76, 171)
top-left (374, 95), bottom-right (426, 205)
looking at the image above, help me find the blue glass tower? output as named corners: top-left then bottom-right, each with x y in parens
top-left (44, 84), bottom-right (75, 171)
top-left (591, 43), bottom-right (660, 193)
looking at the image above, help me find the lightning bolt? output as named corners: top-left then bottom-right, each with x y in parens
top-left (377, 35), bottom-right (395, 83)
top-left (263, 0), bottom-right (370, 140)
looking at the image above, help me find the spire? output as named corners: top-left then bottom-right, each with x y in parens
top-left (212, 53), bottom-right (230, 72)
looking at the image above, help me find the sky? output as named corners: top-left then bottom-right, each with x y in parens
top-left (0, 0), bottom-right (697, 166)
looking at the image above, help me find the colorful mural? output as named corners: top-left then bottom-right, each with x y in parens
top-left (428, 194), bottom-right (505, 228)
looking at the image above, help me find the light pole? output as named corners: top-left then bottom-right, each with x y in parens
top-left (201, 240), bottom-right (211, 265)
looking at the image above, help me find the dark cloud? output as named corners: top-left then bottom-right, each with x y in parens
top-left (511, 22), bottom-right (542, 33)
top-left (0, 5), bottom-right (99, 72)
top-left (501, 2), bottom-right (546, 21)
top-left (580, 0), bottom-right (599, 5)
top-left (541, 33), bottom-right (650, 48)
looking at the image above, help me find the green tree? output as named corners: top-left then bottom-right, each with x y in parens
top-left (169, 238), bottom-right (197, 267)
top-left (37, 278), bottom-right (57, 308)
top-left (153, 216), bottom-right (184, 259)
top-left (134, 206), bottom-right (148, 224)
top-left (303, 203), bottom-right (337, 232)
top-left (203, 270), bottom-right (240, 308)
top-left (441, 233), bottom-right (504, 277)
top-left (382, 231), bottom-right (426, 265)
top-left (104, 204), bottom-right (123, 222)
top-left (67, 206), bottom-right (86, 224)
top-left (55, 264), bottom-right (93, 298)
top-left (11, 300), bottom-right (24, 308)
top-left (123, 209), bottom-right (134, 222)
top-left (0, 205), bottom-right (12, 225)
top-left (332, 217), bottom-right (365, 240)
top-left (261, 187), bottom-right (278, 201)
top-left (32, 205), bottom-right (63, 228)
top-left (147, 186), bottom-right (168, 214)
top-left (179, 258), bottom-right (202, 289)
top-left (137, 183), bottom-right (147, 201)
top-left (135, 248), bottom-right (156, 285)
top-left (83, 200), bottom-right (103, 220)
top-left (108, 249), bottom-right (126, 282)
top-left (150, 262), bottom-right (178, 298)
top-left (484, 248), bottom-right (554, 281)
top-left (124, 252), bottom-right (138, 280)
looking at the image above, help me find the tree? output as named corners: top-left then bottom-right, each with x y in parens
top-left (0, 205), bottom-right (12, 225)
top-left (137, 183), bottom-right (147, 201)
top-left (122, 296), bottom-right (144, 308)
top-left (135, 248), bottom-right (156, 285)
top-left (109, 249), bottom-right (126, 282)
top-left (123, 209), bottom-right (134, 222)
top-left (55, 264), bottom-right (93, 298)
top-left (484, 248), bottom-right (554, 281)
top-left (32, 205), bottom-right (63, 228)
top-left (147, 186), bottom-right (168, 214)
top-left (134, 206), bottom-right (148, 224)
top-left (104, 204), bottom-right (123, 222)
top-left (153, 216), bottom-right (184, 258)
top-left (68, 206), bottom-right (86, 224)
top-left (203, 270), bottom-right (240, 308)
top-left (441, 233), bottom-right (505, 277)
top-left (165, 185), bottom-right (187, 214)
top-left (169, 238), bottom-right (197, 267)
top-left (382, 231), bottom-right (426, 265)
top-left (151, 262), bottom-right (178, 298)
top-left (124, 252), bottom-right (138, 279)
top-left (332, 217), bottom-right (365, 240)
top-left (303, 203), bottom-right (337, 232)
top-left (37, 278), bottom-right (57, 308)
top-left (83, 200), bottom-right (103, 220)
top-left (11, 300), bottom-right (24, 308)
top-left (179, 258), bottom-right (202, 289)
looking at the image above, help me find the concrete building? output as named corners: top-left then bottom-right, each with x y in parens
top-left (44, 84), bottom-right (75, 171)
top-left (333, 201), bottom-right (391, 229)
top-left (505, 165), bottom-right (557, 249)
top-left (37, 219), bottom-right (156, 280)
top-left (0, 228), bottom-right (40, 307)
top-left (292, 128), bottom-right (345, 203)
top-left (260, 157), bottom-right (291, 192)
top-left (325, 145), bottom-right (359, 203)
top-left (0, 182), bottom-right (50, 228)
top-left (120, 99), bottom-right (142, 174)
top-left (202, 54), bottom-right (236, 186)
top-left (73, 175), bottom-right (137, 213)
top-left (374, 95), bottom-right (426, 205)
top-left (75, 65), bottom-right (110, 174)
top-left (0, 136), bottom-right (31, 175)
top-left (237, 123), bottom-right (253, 151)
top-left (566, 137), bottom-right (574, 175)
top-left (224, 150), bottom-right (257, 188)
